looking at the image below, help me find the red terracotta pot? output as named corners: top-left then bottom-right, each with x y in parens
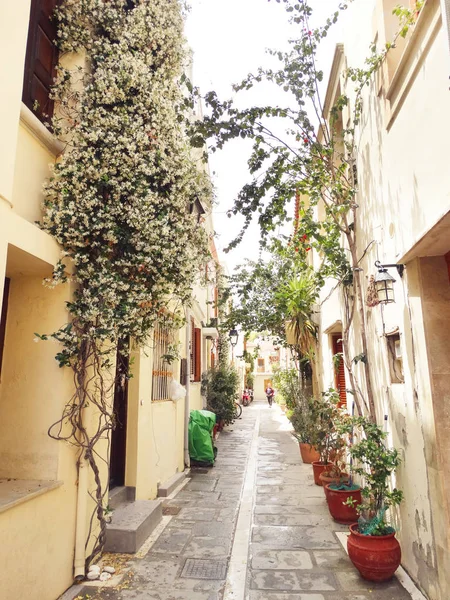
top-left (325, 484), bottom-right (361, 523)
top-left (319, 471), bottom-right (349, 492)
top-left (299, 443), bottom-right (320, 464)
top-left (312, 461), bottom-right (333, 486)
top-left (347, 523), bottom-right (401, 582)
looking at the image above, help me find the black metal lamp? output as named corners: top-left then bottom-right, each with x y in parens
top-left (229, 328), bottom-right (239, 347)
top-left (374, 261), bottom-right (404, 304)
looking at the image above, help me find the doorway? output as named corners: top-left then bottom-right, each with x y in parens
top-left (109, 338), bottom-right (129, 489)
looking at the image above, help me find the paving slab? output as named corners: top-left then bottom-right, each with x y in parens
top-left (250, 569), bottom-right (338, 591)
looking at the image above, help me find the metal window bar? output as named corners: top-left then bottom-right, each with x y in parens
top-left (151, 322), bottom-right (174, 401)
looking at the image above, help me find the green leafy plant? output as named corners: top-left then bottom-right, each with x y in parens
top-left (347, 417), bottom-right (403, 535)
top-left (201, 364), bottom-right (239, 426)
top-left (273, 367), bottom-right (303, 411)
top-left (288, 397), bottom-right (317, 445)
top-left (311, 389), bottom-right (346, 465)
top-left (193, 0), bottom-right (420, 423)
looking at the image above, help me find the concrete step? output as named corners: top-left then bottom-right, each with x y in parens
top-left (105, 499), bottom-right (162, 553)
top-left (108, 486), bottom-right (135, 510)
top-left (157, 471), bottom-right (186, 497)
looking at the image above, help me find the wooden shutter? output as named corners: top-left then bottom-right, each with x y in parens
top-left (190, 318), bottom-right (195, 378)
top-left (0, 278), bottom-right (11, 378)
top-left (214, 287), bottom-right (218, 317)
top-left (332, 335), bottom-right (347, 407)
top-left (194, 328), bottom-right (201, 382)
top-left (22, 0), bottom-right (59, 122)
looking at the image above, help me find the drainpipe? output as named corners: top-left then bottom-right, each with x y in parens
top-left (73, 452), bottom-right (88, 580)
top-left (184, 310), bottom-right (191, 468)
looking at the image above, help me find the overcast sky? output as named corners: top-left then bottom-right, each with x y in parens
top-left (185, 0), bottom-right (343, 273)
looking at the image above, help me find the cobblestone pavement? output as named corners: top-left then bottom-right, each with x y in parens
top-left (77, 401), bottom-right (413, 600)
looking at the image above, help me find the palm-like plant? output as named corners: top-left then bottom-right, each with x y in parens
top-left (278, 272), bottom-right (318, 352)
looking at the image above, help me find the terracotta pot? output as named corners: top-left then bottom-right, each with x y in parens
top-left (325, 484), bottom-right (361, 523)
top-left (320, 471), bottom-right (349, 489)
top-left (347, 523), bottom-right (401, 582)
top-left (299, 443), bottom-right (320, 464)
top-left (312, 461), bottom-right (333, 486)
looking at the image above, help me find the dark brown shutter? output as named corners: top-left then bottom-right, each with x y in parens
top-left (0, 278), bottom-right (11, 378)
top-left (190, 318), bottom-right (195, 378)
top-left (22, 0), bottom-right (59, 122)
top-left (194, 328), bottom-right (201, 382)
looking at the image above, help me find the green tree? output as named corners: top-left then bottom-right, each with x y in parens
top-left (192, 0), bottom-right (422, 420)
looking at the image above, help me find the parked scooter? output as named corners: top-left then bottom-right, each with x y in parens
top-left (242, 389), bottom-right (250, 407)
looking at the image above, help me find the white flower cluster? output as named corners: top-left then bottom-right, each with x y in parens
top-left (42, 0), bottom-right (211, 366)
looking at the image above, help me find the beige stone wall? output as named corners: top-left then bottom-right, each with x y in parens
top-left (316, 1), bottom-right (450, 598)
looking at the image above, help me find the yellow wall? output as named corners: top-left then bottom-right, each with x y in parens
top-left (127, 339), bottom-right (186, 500)
top-left (0, 242), bottom-right (79, 599)
top-left (0, 483), bottom-right (77, 600)
top-left (0, 4), bottom-right (215, 598)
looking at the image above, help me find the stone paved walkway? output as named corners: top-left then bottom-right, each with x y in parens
top-left (77, 400), bottom-right (414, 600)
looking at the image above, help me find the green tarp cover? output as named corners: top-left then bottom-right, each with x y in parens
top-left (188, 410), bottom-right (216, 464)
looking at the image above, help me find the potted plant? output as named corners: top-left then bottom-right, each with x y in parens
top-left (310, 390), bottom-right (344, 486)
top-left (346, 417), bottom-right (403, 582)
top-left (288, 397), bottom-right (320, 464)
top-left (319, 450), bottom-right (349, 490)
top-left (323, 411), bottom-right (362, 522)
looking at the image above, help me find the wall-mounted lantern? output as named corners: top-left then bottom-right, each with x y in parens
top-left (374, 261), bottom-right (404, 304)
top-left (229, 328), bottom-right (239, 348)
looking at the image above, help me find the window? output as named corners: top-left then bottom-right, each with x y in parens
top-left (22, 0), bottom-right (59, 123)
top-left (381, 0), bottom-right (424, 85)
top-left (151, 322), bottom-right (174, 401)
top-left (385, 330), bottom-right (404, 384)
top-left (0, 278), bottom-right (11, 379)
top-left (190, 319), bottom-right (201, 383)
top-left (257, 358), bottom-right (265, 373)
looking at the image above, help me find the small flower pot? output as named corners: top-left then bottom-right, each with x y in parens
top-left (325, 483), bottom-right (361, 523)
top-left (311, 461), bottom-right (333, 486)
top-left (347, 523), bottom-right (401, 582)
top-left (299, 443), bottom-right (320, 464)
top-left (320, 472), bottom-right (349, 497)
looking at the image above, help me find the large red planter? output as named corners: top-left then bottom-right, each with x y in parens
top-left (347, 523), bottom-right (401, 582)
top-left (299, 443), bottom-right (320, 464)
top-left (312, 461), bottom-right (333, 486)
top-left (325, 484), bottom-right (361, 523)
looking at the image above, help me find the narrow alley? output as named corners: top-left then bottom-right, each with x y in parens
top-left (70, 401), bottom-right (416, 600)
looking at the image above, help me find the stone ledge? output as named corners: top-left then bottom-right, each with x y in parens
top-left (157, 471), bottom-right (186, 497)
top-left (0, 479), bottom-right (63, 515)
top-left (105, 499), bottom-right (162, 553)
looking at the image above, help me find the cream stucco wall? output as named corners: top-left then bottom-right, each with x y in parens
top-left (315, 1), bottom-right (450, 598)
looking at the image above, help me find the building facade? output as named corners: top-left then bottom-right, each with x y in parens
top-left (313, 1), bottom-right (450, 598)
top-left (0, 1), bottom-right (218, 598)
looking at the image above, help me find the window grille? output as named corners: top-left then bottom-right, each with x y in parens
top-left (151, 322), bottom-right (174, 401)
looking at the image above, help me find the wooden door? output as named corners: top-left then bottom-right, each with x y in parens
top-left (109, 339), bottom-right (129, 488)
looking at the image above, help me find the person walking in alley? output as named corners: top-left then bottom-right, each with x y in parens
top-left (265, 385), bottom-right (275, 407)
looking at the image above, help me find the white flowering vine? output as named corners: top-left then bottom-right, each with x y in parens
top-left (39, 0), bottom-right (211, 570)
